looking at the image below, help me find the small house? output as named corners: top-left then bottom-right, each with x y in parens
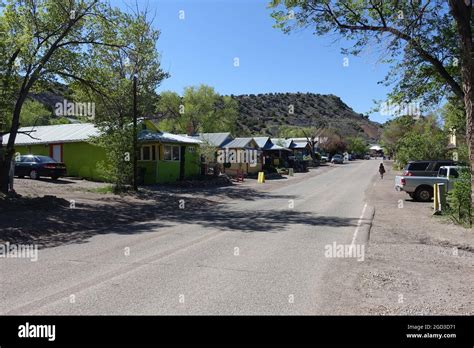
top-left (3, 123), bottom-right (105, 179)
top-left (3, 121), bottom-right (202, 184)
top-left (138, 121), bottom-right (202, 184)
top-left (219, 137), bottom-right (263, 176)
top-left (254, 137), bottom-right (292, 168)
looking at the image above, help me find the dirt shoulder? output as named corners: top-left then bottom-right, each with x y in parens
top-left (318, 160), bottom-right (473, 315)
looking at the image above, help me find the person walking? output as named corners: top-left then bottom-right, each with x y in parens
top-left (379, 163), bottom-right (386, 179)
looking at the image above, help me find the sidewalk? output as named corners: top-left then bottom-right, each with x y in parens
top-left (318, 160), bottom-right (473, 315)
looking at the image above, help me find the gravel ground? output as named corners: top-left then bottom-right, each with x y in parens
top-left (318, 160), bottom-right (474, 315)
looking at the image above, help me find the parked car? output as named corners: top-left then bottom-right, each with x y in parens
top-left (402, 160), bottom-right (455, 177)
top-left (395, 166), bottom-right (464, 202)
top-left (331, 154), bottom-right (344, 164)
top-left (15, 155), bottom-right (67, 180)
top-left (363, 154), bottom-right (371, 160)
top-left (320, 155), bottom-right (329, 163)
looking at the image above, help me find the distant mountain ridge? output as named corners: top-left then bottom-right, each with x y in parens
top-left (27, 86), bottom-right (382, 141)
top-left (230, 92), bottom-right (381, 141)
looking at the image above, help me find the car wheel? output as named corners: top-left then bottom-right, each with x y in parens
top-left (51, 175), bottom-right (59, 180)
top-left (415, 186), bottom-right (432, 202)
top-left (29, 169), bottom-right (39, 180)
top-left (18, 175), bottom-right (25, 178)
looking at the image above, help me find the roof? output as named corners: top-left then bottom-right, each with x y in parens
top-left (2, 123), bottom-right (100, 146)
top-left (223, 137), bottom-right (256, 149)
top-left (253, 137), bottom-right (272, 149)
top-left (190, 132), bottom-right (233, 147)
top-left (291, 141), bottom-right (310, 149)
top-left (138, 130), bottom-right (202, 144)
top-left (266, 143), bottom-right (291, 151)
top-left (272, 138), bottom-right (294, 148)
top-left (3, 122), bottom-right (201, 146)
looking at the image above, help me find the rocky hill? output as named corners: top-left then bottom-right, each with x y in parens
top-left (26, 86), bottom-right (382, 141)
top-left (231, 92), bottom-right (381, 141)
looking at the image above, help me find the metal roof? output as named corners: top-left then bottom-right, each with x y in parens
top-left (2, 123), bottom-right (202, 146)
top-left (223, 137), bottom-right (256, 149)
top-left (271, 138), bottom-right (294, 148)
top-left (253, 137), bottom-right (272, 149)
top-left (266, 143), bottom-right (291, 151)
top-left (139, 130), bottom-right (202, 144)
top-left (2, 123), bottom-right (100, 146)
top-left (291, 141), bottom-right (310, 149)
top-left (192, 132), bottom-right (233, 147)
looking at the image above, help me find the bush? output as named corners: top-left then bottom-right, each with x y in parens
top-left (446, 168), bottom-right (472, 227)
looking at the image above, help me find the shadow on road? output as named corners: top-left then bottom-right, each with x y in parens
top-left (0, 187), bottom-right (361, 249)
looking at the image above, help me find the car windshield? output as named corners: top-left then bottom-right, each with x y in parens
top-left (36, 156), bottom-right (56, 163)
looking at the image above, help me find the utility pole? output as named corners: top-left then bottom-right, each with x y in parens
top-left (133, 74), bottom-right (138, 191)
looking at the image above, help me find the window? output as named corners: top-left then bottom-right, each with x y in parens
top-left (438, 168), bottom-right (448, 177)
top-left (20, 156), bottom-right (34, 163)
top-left (141, 145), bottom-right (155, 161)
top-left (164, 145), bottom-right (180, 161)
top-left (434, 161), bottom-right (454, 171)
top-left (450, 169), bottom-right (459, 178)
top-left (407, 162), bottom-right (429, 171)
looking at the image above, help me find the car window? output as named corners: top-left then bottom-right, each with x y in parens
top-left (36, 156), bottom-right (56, 163)
top-left (438, 168), bottom-right (448, 177)
top-left (407, 162), bottom-right (429, 171)
top-left (21, 156), bottom-right (35, 163)
top-left (450, 169), bottom-right (459, 178)
top-left (434, 161), bottom-right (453, 170)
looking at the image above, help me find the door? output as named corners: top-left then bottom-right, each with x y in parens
top-left (50, 144), bottom-right (62, 162)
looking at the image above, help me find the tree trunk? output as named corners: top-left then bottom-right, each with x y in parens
top-left (0, 151), bottom-right (12, 193)
top-left (0, 93), bottom-right (28, 194)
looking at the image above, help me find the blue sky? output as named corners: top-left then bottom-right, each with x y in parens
top-left (111, 0), bottom-right (394, 123)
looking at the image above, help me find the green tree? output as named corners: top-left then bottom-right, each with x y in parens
top-left (394, 116), bottom-right (448, 168)
top-left (0, 0), bottom-right (133, 193)
top-left (269, 0), bottom-right (473, 208)
top-left (18, 99), bottom-right (53, 127)
top-left (346, 137), bottom-right (368, 155)
top-left (380, 115), bottom-right (416, 159)
top-left (156, 85), bottom-right (238, 134)
top-left (73, 7), bottom-right (168, 191)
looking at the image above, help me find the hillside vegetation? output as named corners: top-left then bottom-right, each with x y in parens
top-left (20, 89), bottom-right (382, 141)
top-left (231, 92), bottom-right (381, 140)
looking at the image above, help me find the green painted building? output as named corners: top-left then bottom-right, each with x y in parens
top-left (137, 121), bottom-right (202, 184)
top-left (3, 121), bottom-right (202, 184)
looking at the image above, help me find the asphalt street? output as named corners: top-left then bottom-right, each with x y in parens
top-left (1, 159), bottom-right (380, 314)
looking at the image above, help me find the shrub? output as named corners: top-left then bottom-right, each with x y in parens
top-left (446, 168), bottom-right (472, 227)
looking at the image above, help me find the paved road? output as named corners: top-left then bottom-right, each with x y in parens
top-left (1, 160), bottom-right (380, 314)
